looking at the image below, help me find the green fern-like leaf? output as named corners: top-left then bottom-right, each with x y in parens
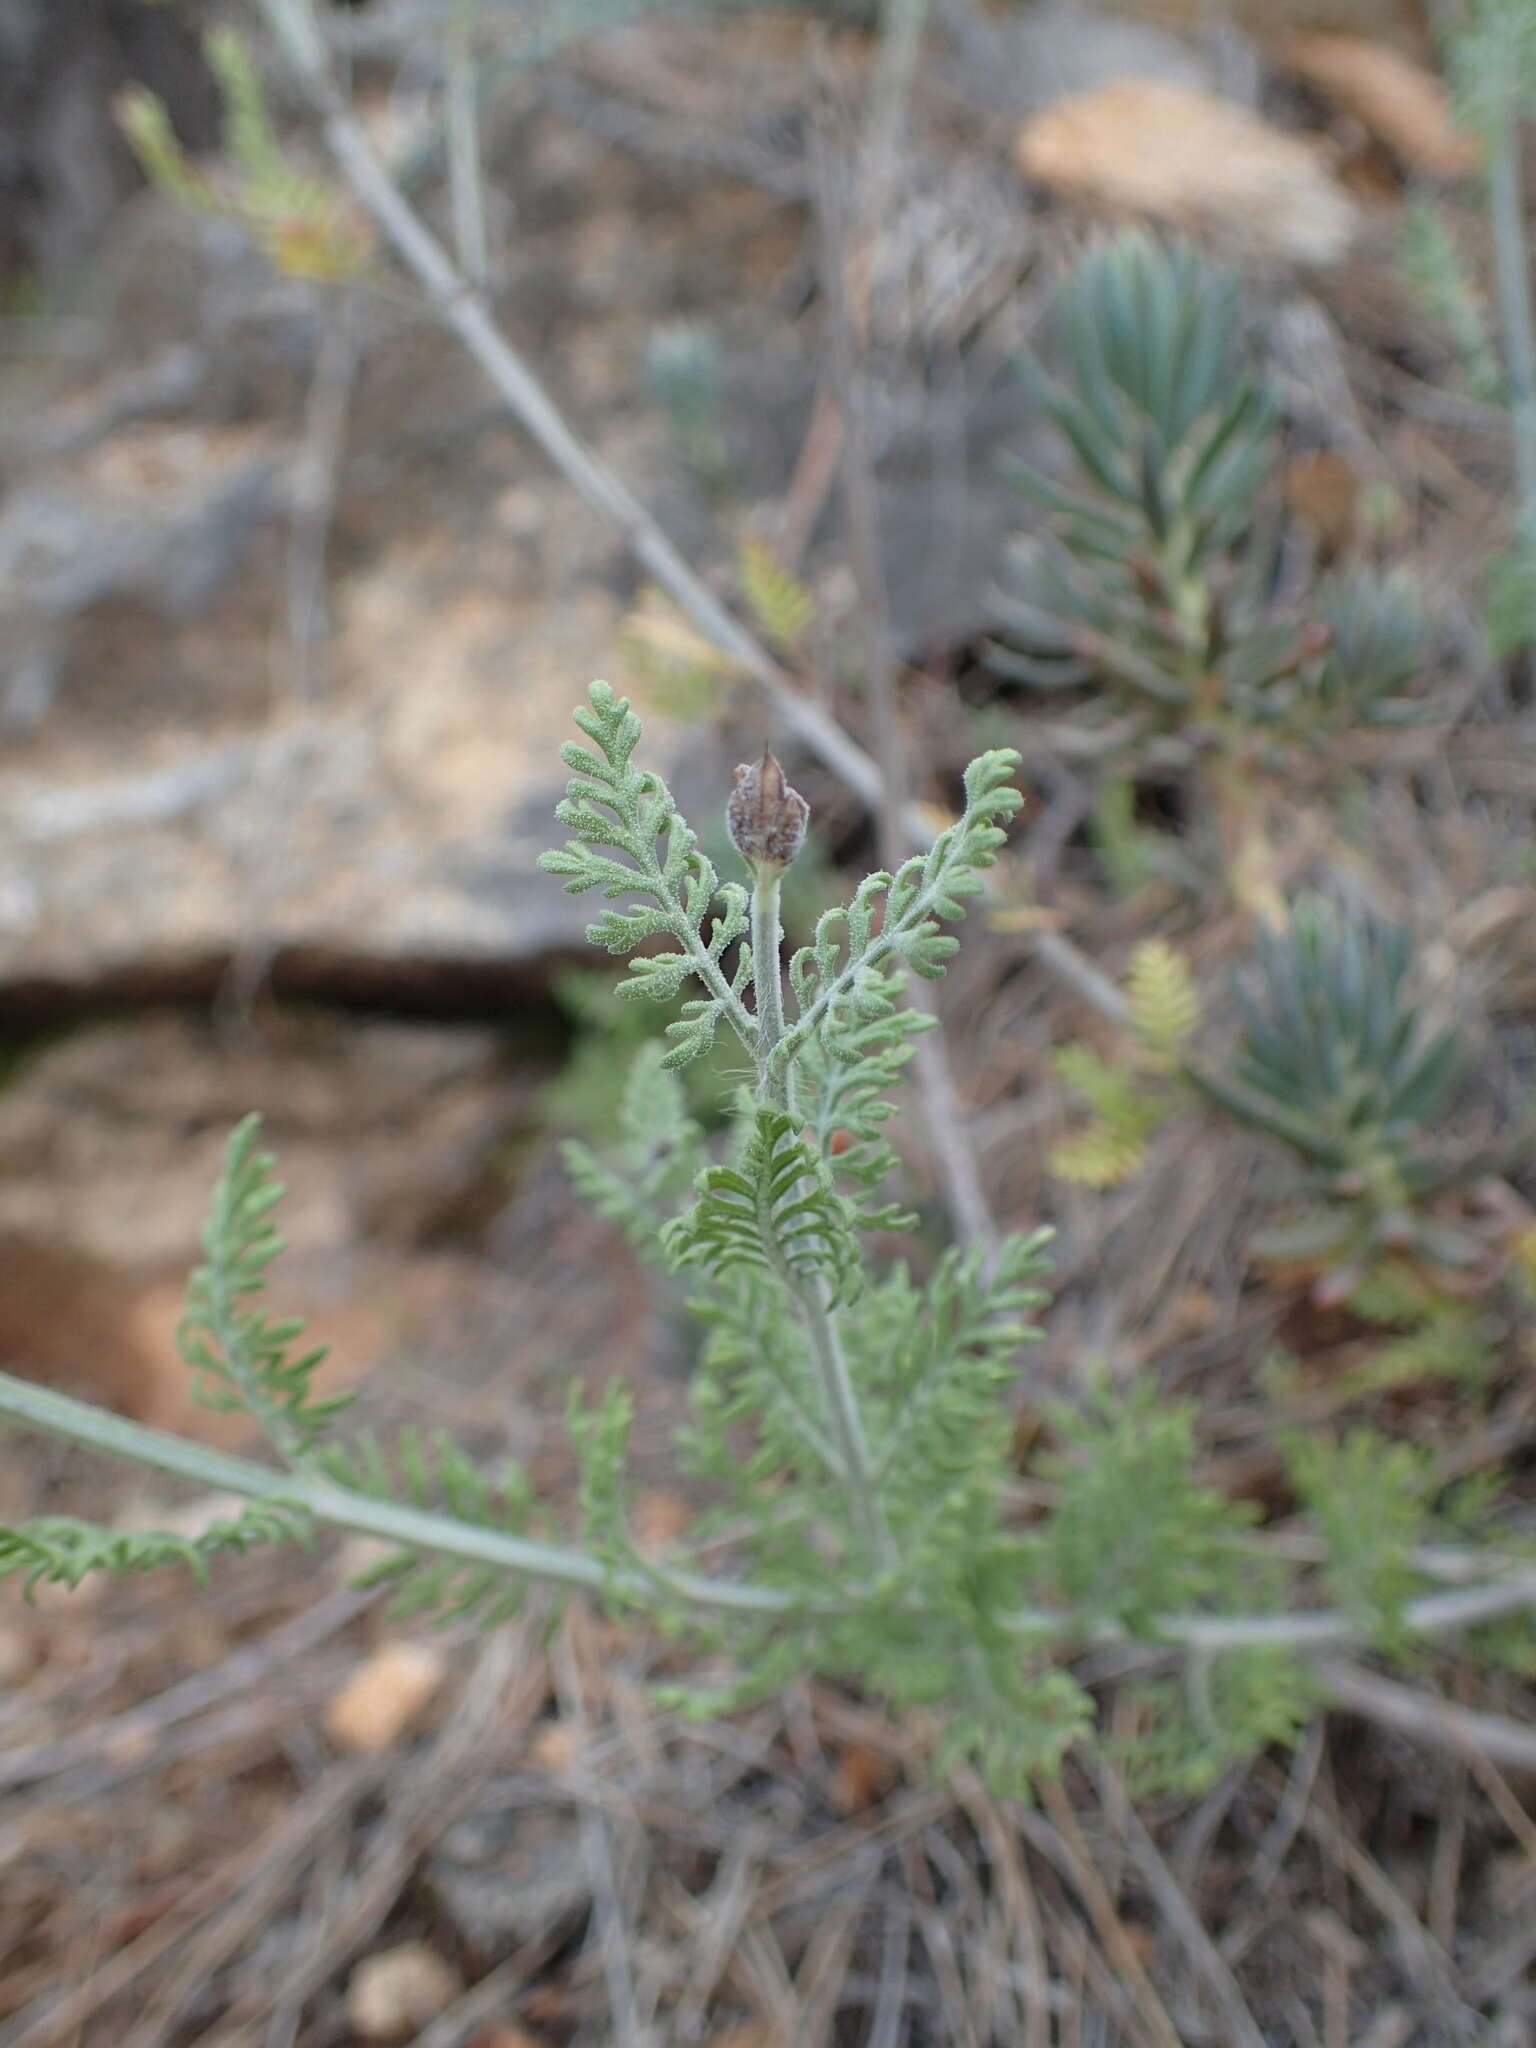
top-left (1351, 1306), bottom-right (1494, 1393)
top-left (664, 1107), bottom-right (862, 1302)
top-left (0, 1501), bottom-right (307, 1598)
top-left (561, 1039), bottom-right (707, 1259)
top-left (793, 959), bottom-right (932, 1226)
top-left (781, 749), bottom-right (1022, 1075)
top-left (177, 1115), bottom-right (349, 1460)
top-left (1333, 1269), bottom-right (1496, 1393)
top-left (930, 1664), bottom-right (1095, 1792)
top-left (115, 86), bottom-right (220, 210)
top-left (1119, 1648), bottom-right (1317, 1797)
top-left (206, 26), bottom-right (285, 187)
top-left (866, 1232), bottom-right (1052, 1511)
top-left (117, 32), bottom-right (370, 283)
top-left (1049, 1124), bottom-right (1149, 1188)
top-left (1048, 1041), bottom-right (1171, 1186)
top-left (1039, 1381), bottom-right (1254, 1631)
top-left (1288, 1427), bottom-right (1433, 1647)
top-left (539, 682), bottom-right (755, 1069)
top-left (319, 1428), bottom-right (540, 1625)
top-left (738, 536), bottom-right (814, 654)
top-left (1124, 938), bottom-right (1202, 1061)
top-left (681, 1269), bottom-right (847, 1490)
top-left (568, 1380), bottom-right (639, 1588)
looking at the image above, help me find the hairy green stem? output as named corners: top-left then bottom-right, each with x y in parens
top-left (1489, 110), bottom-right (1536, 541)
top-left (6, 1370), bottom-right (1536, 1660)
top-left (0, 1370), bottom-right (788, 1618)
top-left (797, 1277), bottom-right (896, 1568)
top-left (751, 870), bottom-right (790, 1110)
top-left (675, 911), bottom-right (757, 1053)
top-left (751, 867), bottom-right (891, 1562)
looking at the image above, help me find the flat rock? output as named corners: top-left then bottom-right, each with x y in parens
top-left (0, 130), bottom-right (750, 1015)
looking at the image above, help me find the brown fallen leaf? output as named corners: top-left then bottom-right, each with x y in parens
top-left (1016, 80), bottom-right (1357, 265)
top-left (324, 1641), bottom-right (446, 1754)
top-left (1281, 32), bottom-right (1477, 179)
top-left (828, 1736), bottom-right (900, 1814)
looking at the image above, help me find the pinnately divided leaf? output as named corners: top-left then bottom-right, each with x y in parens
top-left (561, 1040), bottom-right (706, 1259)
top-left (318, 1429), bottom-right (541, 1626)
top-left (665, 1107), bottom-right (862, 1302)
top-left (1124, 938), bottom-right (1202, 1061)
top-left (539, 682), bottom-right (755, 1069)
top-left (0, 1501), bottom-right (307, 1598)
top-left (1288, 1427), bottom-right (1434, 1646)
top-left (780, 749), bottom-right (1022, 1073)
top-left (177, 1114), bottom-right (349, 1460)
top-left (738, 535), bottom-right (815, 654)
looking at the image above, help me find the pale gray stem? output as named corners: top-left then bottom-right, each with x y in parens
top-left (553, 1626), bottom-right (645, 2047)
top-left (7, 1368), bottom-right (1536, 1660)
top-left (0, 1368), bottom-right (791, 1617)
top-left (445, 1), bottom-right (489, 288)
top-left (1489, 113), bottom-right (1536, 542)
top-left (798, 1277), bottom-right (897, 1569)
top-left (752, 868), bottom-right (887, 1558)
top-left (751, 870), bottom-right (791, 1111)
top-left (283, 296), bottom-right (356, 701)
top-left (1313, 1655), bottom-right (1536, 1773)
top-left (863, 0), bottom-right (928, 214)
top-left (1031, 927), bottom-right (1132, 1027)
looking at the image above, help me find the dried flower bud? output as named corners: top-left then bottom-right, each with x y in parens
top-left (727, 749), bottom-right (808, 874)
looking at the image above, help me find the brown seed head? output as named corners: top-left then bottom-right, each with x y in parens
top-left (727, 749), bottom-right (809, 874)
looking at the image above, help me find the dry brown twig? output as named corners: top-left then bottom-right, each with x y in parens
top-left (552, 1614), bottom-right (648, 2048)
top-left (1029, 1775), bottom-right (1187, 2048)
top-left (1093, 1757), bottom-right (1268, 2048)
top-left (0, 1582), bottom-right (372, 1794)
top-left (1313, 1656), bottom-right (1536, 1777)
